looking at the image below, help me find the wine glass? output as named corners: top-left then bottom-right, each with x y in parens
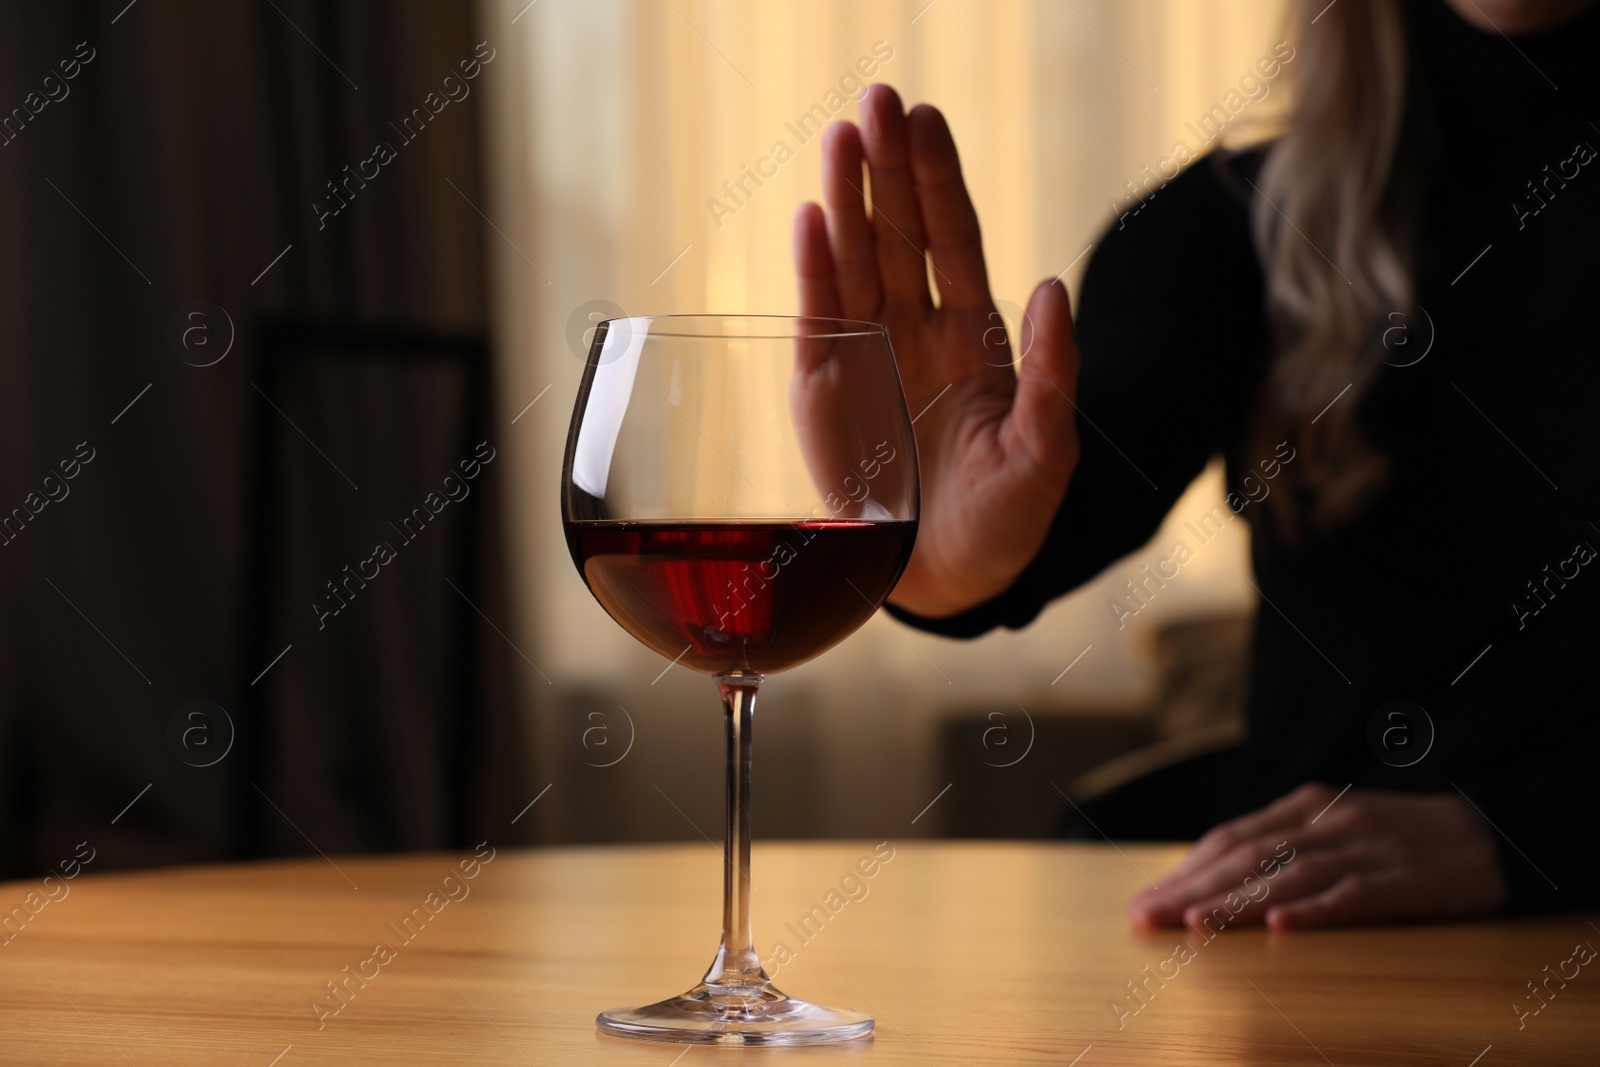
top-left (561, 314), bottom-right (919, 1045)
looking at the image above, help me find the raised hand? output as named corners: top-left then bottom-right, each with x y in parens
top-left (793, 84), bottom-right (1080, 618)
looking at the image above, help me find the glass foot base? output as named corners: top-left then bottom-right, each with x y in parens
top-left (597, 982), bottom-right (873, 1046)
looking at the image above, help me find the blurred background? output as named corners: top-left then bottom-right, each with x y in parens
top-left (0, 0), bottom-right (1286, 878)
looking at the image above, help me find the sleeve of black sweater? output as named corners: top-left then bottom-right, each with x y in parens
top-left (1444, 611), bottom-right (1600, 916)
top-left (888, 152), bottom-right (1268, 637)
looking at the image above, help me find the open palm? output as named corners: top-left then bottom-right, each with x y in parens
top-left (794, 84), bottom-right (1081, 618)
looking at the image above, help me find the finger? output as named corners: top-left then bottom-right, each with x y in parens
top-left (819, 122), bottom-right (881, 320)
top-left (1142, 783), bottom-right (1340, 894)
top-left (1176, 847), bottom-right (1364, 931)
top-left (1001, 278), bottom-right (1080, 482)
top-left (858, 84), bottom-right (931, 306)
top-left (906, 103), bottom-right (989, 310)
top-left (1131, 839), bottom-right (1266, 926)
top-left (1180, 893), bottom-right (1271, 931)
top-left (1265, 868), bottom-right (1413, 931)
top-left (794, 201), bottom-right (844, 320)
top-left (1224, 782), bottom-right (1349, 842)
top-left (1131, 824), bottom-right (1344, 927)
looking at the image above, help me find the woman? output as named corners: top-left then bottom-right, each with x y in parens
top-left (794, 0), bottom-right (1599, 930)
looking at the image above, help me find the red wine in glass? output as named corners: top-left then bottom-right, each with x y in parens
top-left (566, 519), bottom-right (916, 675)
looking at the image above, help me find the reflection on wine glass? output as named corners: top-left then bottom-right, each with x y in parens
top-left (561, 315), bottom-right (918, 1045)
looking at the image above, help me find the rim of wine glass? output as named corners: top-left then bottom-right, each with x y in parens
top-left (599, 314), bottom-right (887, 340)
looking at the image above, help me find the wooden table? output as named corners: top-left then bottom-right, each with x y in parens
top-left (1, 842), bottom-right (1595, 1064)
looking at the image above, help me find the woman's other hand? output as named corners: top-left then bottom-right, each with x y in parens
top-left (1129, 783), bottom-right (1509, 931)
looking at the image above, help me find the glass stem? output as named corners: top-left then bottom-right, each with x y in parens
top-left (702, 671), bottom-right (767, 992)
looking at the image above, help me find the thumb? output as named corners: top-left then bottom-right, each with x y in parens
top-left (1005, 277), bottom-right (1080, 478)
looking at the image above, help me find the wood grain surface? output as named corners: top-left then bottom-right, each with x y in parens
top-left (0, 842), bottom-right (1594, 1064)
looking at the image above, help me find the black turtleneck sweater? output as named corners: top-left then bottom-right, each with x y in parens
top-left (894, 0), bottom-right (1600, 915)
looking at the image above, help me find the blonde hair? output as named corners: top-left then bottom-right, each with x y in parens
top-left (1252, 0), bottom-right (1416, 533)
